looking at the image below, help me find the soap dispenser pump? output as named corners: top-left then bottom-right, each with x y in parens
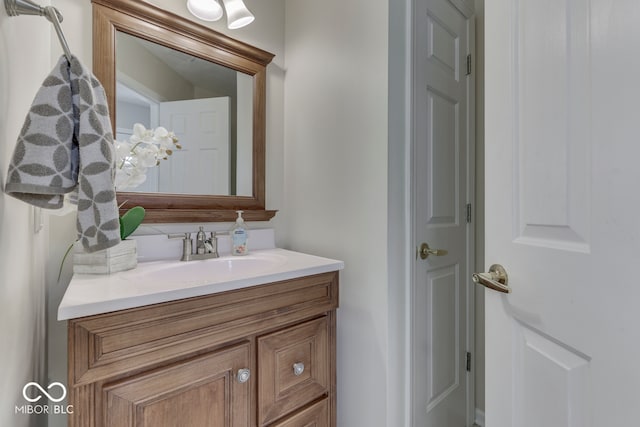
top-left (230, 210), bottom-right (249, 256)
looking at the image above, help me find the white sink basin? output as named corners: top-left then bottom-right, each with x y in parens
top-left (58, 248), bottom-right (344, 320)
top-left (128, 252), bottom-right (289, 286)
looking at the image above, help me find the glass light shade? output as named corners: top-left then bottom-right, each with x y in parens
top-left (187, 0), bottom-right (223, 21)
top-left (221, 0), bottom-right (255, 29)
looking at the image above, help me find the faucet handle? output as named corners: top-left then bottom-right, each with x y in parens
top-left (168, 232), bottom-right (191, 240)
top-left (168, 233), bottom-right (193, 261)
top-left (208, 231), bottom-right (227, 257)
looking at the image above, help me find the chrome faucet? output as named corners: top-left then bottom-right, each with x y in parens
top-left (168, 228), bottom-right (220, 261)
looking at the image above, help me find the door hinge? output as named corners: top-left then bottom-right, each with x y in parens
top-left (466, 352), bottom-right (472, 372)
top-left (466, 203), bottom-right (472, 223)
top-left (466, 54), bottom-right (472, 75)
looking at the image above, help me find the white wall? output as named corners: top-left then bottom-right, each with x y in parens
top-left (282, 1), bottom-right (389, 425)
top-left (0, 8), bottom-right (50, 427)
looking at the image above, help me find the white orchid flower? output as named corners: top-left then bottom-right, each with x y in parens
top-left (114, 123), bottom-right (181, 191)
top-left (136, 145), bottom-right (160, 168)
top-left (131, 123), bottom-right (154, 142)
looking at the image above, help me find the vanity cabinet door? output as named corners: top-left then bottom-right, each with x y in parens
top-left (270, 399), bottom-right (329, 427)
top-left (258, 317), bottom-right (330, 425)
top-left (103, 343), bottom-right (252, 427)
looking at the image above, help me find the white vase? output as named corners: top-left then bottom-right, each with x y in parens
top-left (73, 239), bottom-right (137, 274)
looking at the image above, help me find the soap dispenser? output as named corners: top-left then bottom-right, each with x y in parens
top-left (230, 210), bottom-right (249, 256)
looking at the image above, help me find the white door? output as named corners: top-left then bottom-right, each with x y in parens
top-left (159, 97), bottom-right (230, 194)
top-left (484, 1), bottom-right (640, 426)
top-left (412, 0), bottom-right (475, 425)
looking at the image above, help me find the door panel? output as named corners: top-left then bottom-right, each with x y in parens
top-left (413, 0), bottom-right (474, 425)
top-left (513, 0), bottom-right (591, 252)
top-left (427, 265), bottom-right (459, 408)
top-left (159, 97), bottom-right (230, 195)
top-left (513, 322), bottom-right (590, 427)
top-left (485, 0), bottom-right (640, 426)
top-left (428, 89), bottom-right (459, 224)
top-left (103, 344), bottom-right (251, 427)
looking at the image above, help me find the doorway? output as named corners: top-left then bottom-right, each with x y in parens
top-left (387, 0), bottom-right (479, 425)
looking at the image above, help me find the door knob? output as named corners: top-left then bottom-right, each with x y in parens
top-left (472, 264), bottom-right (511, 293)
top-left (419, 243), bottom-right (448, 260)
top-left (236, 368), bottom-right (251, 383)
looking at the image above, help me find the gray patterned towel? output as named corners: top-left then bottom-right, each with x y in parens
top-left (5, 55), bottom-right (121, 252)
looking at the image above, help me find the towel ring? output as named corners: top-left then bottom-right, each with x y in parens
top-left (4, 0), bottom-right (72, 62)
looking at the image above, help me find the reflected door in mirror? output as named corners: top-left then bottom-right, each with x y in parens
top-left (158, 97), bottom-right (230, 194)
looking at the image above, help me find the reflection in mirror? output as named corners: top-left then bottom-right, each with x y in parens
top-left (115, 32), bottom-right (253, 196)
top-left (92, 0), bottom-right (276, 222)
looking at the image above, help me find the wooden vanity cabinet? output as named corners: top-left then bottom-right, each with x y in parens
top-left (67, 271), bottom-right (339, 427)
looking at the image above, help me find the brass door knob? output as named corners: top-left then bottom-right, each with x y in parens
top-left (418, 243), bottom-right (448, 260)
top-left (472, 264), bottom-right (511, 293)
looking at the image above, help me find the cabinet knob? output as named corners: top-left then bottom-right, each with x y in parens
top-left (292, 362), bottom-right (305, 376)
top-left (236, 368), bottom-right (251, 383)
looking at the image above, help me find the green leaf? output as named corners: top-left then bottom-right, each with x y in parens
top-left (57, 240), bottom-right (77, 283)
top-left (119, 206), bottom-right (145, 240)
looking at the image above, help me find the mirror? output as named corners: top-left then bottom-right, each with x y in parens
top-left (115, 32), bottom-right (254, 197)
top-left (92, 0), bottom-right (276, 222)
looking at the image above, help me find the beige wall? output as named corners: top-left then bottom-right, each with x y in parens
top-left (281, 0), bottom-right (389, 424)
top-left (116, 34), bottom-right (194, 102)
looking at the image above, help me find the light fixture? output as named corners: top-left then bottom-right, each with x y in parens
top-left (186, 0), bottom-right (223, 21)
top-left (221, 0), bottom-right (254, 29)
top-left (186, 0), bottom-right (254, 29)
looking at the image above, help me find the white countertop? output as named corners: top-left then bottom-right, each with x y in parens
top-left (58, 248), bottom-right (344, 320)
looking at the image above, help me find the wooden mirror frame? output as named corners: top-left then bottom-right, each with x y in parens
top-left (92, 0), bottom-right (277, 222)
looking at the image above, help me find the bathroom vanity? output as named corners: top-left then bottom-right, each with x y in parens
top-left (54, 0), bottom-right (345, 423)
top-left (59, 245), bottom-right (343, 427)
